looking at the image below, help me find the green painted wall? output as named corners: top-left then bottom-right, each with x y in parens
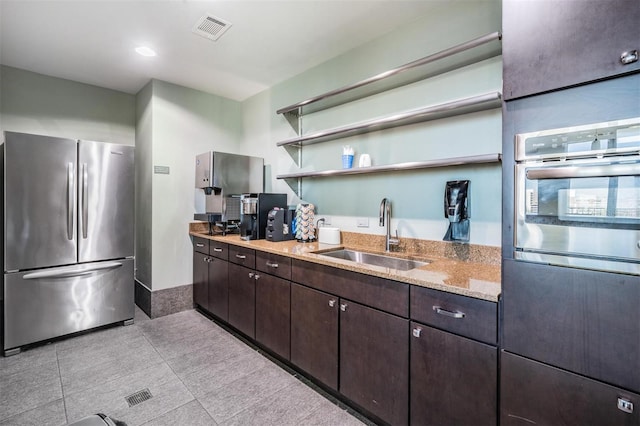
top-left (0, 65), bottom-right (135, 144)
top-left (242, 0), bottom-right (503, 246)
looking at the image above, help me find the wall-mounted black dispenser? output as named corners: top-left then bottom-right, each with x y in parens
top-left (443, 180), bottom-right (470, 242)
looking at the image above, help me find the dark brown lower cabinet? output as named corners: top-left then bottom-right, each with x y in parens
top-left (207, 256), bottom-right (229, 321)
top-left (501, 351), bottom-right (640, 426)
top-left (192, 251), bottom-right (209, 311)
top-left (255, 273), bottom-right (291, 360)
top-left (410, 322), bottom-right (497, 426)
top-left (228, 262), bottom-right (256, 338)
top-left (340, 300), bottom-right (409, 426)
top-left (290, 283), bottom-right (339, 390)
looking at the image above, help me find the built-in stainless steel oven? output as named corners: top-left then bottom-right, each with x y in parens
top-left (515, 117), bottom-right (640, 275)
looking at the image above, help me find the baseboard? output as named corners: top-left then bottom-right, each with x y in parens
top-left (135, 280), bottom-right (194, 319)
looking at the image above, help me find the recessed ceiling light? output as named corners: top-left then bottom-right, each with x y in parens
top-left (135, 46), bottom-right (156, 57)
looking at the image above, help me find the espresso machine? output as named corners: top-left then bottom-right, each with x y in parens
top-left (240, 193), bottom-right (287, 240)
top-left (443, 180), bottom-right (470, 242)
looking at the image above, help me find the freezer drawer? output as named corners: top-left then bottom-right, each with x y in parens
top-left (3, 259), bottom-right (134, 352)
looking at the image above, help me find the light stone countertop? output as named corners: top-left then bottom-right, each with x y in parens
top-left (190, 225), bottom-right (501, 302)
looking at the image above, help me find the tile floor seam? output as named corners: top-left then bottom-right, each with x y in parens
top-left (55, 344), bottom-right (70, 425)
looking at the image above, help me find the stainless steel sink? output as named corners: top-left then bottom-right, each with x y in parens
top-left (316, 249), bottom-right (428, 271)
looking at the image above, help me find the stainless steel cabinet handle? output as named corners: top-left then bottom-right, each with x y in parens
top-left (620, 49), bottom-right (639, 65)
top-left (67, 162), bottom-right (74, 240)
top-left (328, 299), bottom-right (336, 308)
top-left (412, 327), bottom-right (422, 338)
top-left (266, 261), bottom-right (279, 268)
top-left (433, 306), bottom-right (465, 319)
top-left (254, 274), bottom-right (260, 280)
top-left (618, 397), bottom-right (634, 414)
top-left (203, 257), bottom-right (209, 263)
top-left (340, 303), bottom-right (347, 312)
top-left (213, 247), bottom-right (223, 252)
top-left (236, 254), bottom-right (247, 259)
top-left (196, 243), bottom-right (205, 247)
top-left (81, 162), bottom-right (88, 239)
top-left (249, 272), bottom-right (254, 278)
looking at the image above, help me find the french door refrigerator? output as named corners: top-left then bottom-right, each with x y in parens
top-left (2, 131), bottom-right (134, 356)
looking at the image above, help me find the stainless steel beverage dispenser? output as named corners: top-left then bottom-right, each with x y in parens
top-left (194, 151), bottom-right (264, 233)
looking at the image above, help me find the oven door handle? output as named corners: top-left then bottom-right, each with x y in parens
top-left (527, 163), bottom-right (640, 180)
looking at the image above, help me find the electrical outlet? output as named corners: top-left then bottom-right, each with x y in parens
top-left (356, 217), bottom-right (369, 227)
top-left (324, 216), bottom-right (332, 226)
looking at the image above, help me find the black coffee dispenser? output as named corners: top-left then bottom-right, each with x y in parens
top-left (443, 180), bottom-right (470, 242)
top-left (240, 193), bottom-right (287, 240)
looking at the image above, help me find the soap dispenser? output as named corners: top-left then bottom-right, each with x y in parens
top-left (443, 180), bottom-right (470, 242)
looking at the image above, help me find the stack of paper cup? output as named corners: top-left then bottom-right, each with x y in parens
top-left (342, 146), bottom-right (354, 169)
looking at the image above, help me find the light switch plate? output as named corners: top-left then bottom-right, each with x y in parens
top-left (356, 217), bottom-right (369, 227)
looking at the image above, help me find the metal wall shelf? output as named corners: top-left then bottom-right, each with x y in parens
top-left (276, 32), bottom-right (502, 117)
top-left (276, 154), bottom-right (501, 180)
top-left (276, 92), bottom-right (502, 148)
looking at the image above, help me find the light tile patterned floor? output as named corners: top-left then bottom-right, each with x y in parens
top-left (0, 308), bottom-right (367, 426)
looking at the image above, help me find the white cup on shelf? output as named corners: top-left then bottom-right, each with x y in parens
top-left (358, 154), bottom-right (371, 167)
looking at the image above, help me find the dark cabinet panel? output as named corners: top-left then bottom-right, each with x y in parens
top-left (503, 0), bottom-right (640, 100)
top-left (192, 251), bottom-right (209, 311)
top-left (256, 251), bottom-right (291, 281)
top-left (229, 246), bottom-right (256, 268)
top-left (207, 256), bottom-right (229, 321)
top-left (411, 323), bottom-right (497, 426)
top-left (209, 241), bottom-right (228, 260)
top-left (410, 285), bottom-right (497, 345)
top-left (501, 351), bottom-right (640, 426)
top-left (340, 300), bottom-right (409, 425)
top-left (290, 283), bottom-right (339, 390)
top-left (503, 259), bottom-right (640, 393)
top-left (228, 262), bottom-right (256, 338)
top-left (291, 259), bottom-right (409, 317)
top-left (192, 236), bottom-right (210, 255)
top-left (255, 273), bottom-right (291, 360)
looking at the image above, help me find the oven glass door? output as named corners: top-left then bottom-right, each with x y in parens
top-left (516, 158), bottom-right (640, 267)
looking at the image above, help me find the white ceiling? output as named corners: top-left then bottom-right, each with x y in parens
top-left (0, 0), bottom-right (439, 101)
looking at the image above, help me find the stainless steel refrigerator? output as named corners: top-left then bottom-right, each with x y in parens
top-left (2, 131), bottom-right (134, 356)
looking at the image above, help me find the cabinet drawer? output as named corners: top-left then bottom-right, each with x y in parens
top-left (256, 251), bottom-right (291, 280)
top-left (209, 241), bottom-right (228, 261)
top-left (410, 285), bottom-right (497, 345)
top-left (292, 259), bottom-right (408, 317)
top-left (228, 246), bottom-right (255, 268)
top-left (192, 236), bottom-right (209, 254)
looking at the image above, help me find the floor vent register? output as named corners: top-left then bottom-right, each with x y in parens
top-left (125, 388), bottom-right (153, 407)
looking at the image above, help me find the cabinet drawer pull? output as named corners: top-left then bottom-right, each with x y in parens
top-left (196, 243), bottom-right (205, 247)
top-left (328, 299), bottom-right (336, 308)
top-left (254, 274), bottom-right (260, 280)
top-left (620, 49), bottom-right (639, 65)
top-left (340, 303), bottom-right (347, 312)
top-left (249, 272), bottom-right (254, 278)
top-left (433, 306), bottom-right (465, 319)
top-left (266, 261), bottom-right (279, 268)
top-left (412, 327), bottom-right (422, 338)
top-left (212, 247), bottom-right (223, 252)
top-left (235, 254), bottom-right (247, 259)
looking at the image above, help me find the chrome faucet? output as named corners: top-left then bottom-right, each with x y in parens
top-left (379, 198), bottom-right (399, 252)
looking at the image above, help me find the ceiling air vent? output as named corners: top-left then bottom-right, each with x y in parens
top-left (192, 14), bottom-right (232, 41)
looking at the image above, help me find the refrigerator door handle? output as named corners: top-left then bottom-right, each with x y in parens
top-left (81, 163), bottom-right (88, 239)
top-left (67, 162), bottom-right (75, 240)
top-left (22, 261), bottom-right (124, 280)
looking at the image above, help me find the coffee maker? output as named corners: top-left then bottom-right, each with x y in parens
top-left (240, 193), bottom-right (287, 240)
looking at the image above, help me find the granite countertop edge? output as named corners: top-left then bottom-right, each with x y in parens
top-left (190, 232), bottom-right (501, 303)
